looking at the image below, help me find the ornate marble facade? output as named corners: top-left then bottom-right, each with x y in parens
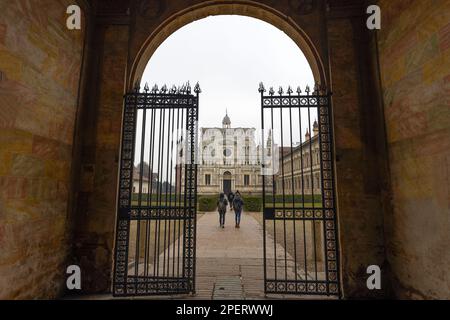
top-left (197, 113), bottom-right (264, 195)
top-left (191, 113), bottom-right (321, 197)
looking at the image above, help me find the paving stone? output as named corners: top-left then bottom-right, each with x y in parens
top-left (72, 211), bottom-right (331, 300)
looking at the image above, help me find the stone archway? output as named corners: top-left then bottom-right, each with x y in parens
top-left (118, 2), bottom-right (338, 298)
top-left (70, 0), bottom-right (392, 300)
top-left (127, 0), bottom-right (328, 91)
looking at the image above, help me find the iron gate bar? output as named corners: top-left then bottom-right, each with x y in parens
top-left (278, 89), bottom-right (288, 285)
top-left (259, 82), bottom-right (340, 297)
top-left (177, 108), bottom-right (185, 281)
top-left (307, 91), bottom-right (318, 282)
top-left (260, 84), bottom-right (267, 293)
top-left (288, 90), bottom-right (298, 286)
top-left (113, 82), bottom-right (200, 297)
top-left (145, 107), bottom-right (156, 280)
top-left (297, 93), bottom-right (309, 292)
top-left (271, 106), bottom-right (278, 285)
top-left (168, 108), bottom-right (175, 278)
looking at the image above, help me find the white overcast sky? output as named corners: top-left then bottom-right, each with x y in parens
top-left (141, 15), bottom-right (315, 131)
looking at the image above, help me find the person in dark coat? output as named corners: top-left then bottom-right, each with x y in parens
top-left (217, 193), bottom-right (228, 228)
top-left (228, 192), bottom-right (235, 211)
top-left (232, 192), bottom-right (244, 228)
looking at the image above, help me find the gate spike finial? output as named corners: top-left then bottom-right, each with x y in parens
top-left (296, 86), bottom-right (302, 94)
top-left (258, 82), bottom-right (266, 93)
top-left (269, 87), bottom-right (275, 96)
top-left (144, 82), bottom-right (149, 93)
top-left (186, 82), bottom-right (191, 94)
top-left (171, 85), bottom-right (177, 94)
top-left (194, 82), bottom-right (201, 94)
top-left (152, 84), bottom-right (159, 93)
top-left (161, 84), bottom-right (168, 93)
top-left (287, 86), bottom-right (293, 95)
top-left (305, 85), bottom-right (310, 95)
top-left (278, 86), bottom-right (284, 95)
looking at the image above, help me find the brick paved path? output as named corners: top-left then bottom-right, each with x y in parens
top-left (72, 210), bottom-right (328, 300)
top-left (193, 210), bottom-right (293, 299)
top-left (195, 211), bottom-right (263, 299)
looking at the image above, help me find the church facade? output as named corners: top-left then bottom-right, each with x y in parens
top-left (193, 113), bottom-right (322, 197)
top-left (197, 113), bottom-right (264, 195)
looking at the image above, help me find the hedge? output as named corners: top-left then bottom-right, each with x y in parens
top-left (198, 195), bottom-right (217, 212)
top-left (197, 195), bottom-right (262, 212)
top-left (131, 193), bottom-right (320, 211)
top-left (241, 196), bottom-right (262, 212)
top-left (197, 195), bottom-right (263, 212)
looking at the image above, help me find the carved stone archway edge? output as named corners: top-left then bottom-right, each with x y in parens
top-left (128, 0), bottom-right (327, 90)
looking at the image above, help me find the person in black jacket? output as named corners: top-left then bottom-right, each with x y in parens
top-left (232, 191), bottom-right (244, 228)
top-left (217, 193), bottom-right (228, 228)
top-left (228, 192), bottom-right (235, 211)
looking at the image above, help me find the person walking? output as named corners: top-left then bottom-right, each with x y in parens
top-left (228, 191), bottom-right (235, 211)
top-left (217, 193), bottom-right (228, 228)
top-left (232, 191), bottom-right (244, 228)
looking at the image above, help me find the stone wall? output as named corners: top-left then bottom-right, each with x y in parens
top-left (378, 0), bottom-right (450, 299)
top-left (327, 16), bottom-right (388, 298)
top-left (73, 23), bottom-right (130, 293)
top-left (0, 1), bottom-right (85, 299)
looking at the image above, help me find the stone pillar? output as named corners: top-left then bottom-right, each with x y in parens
top-left (326, 3), bottom-right (390, 298)
top-left (72, 6), bottom-right (131, 292)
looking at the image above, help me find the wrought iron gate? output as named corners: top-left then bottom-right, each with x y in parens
top-left (113, 82), bottom-right (200, 296)
top-left (259, 83), bottom-right (340, 296)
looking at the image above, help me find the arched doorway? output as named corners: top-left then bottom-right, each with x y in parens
top-left (112, 1), bottom-right (340, 299)
top-left (128, 1), bottom-right (327, 90)
top-left (223, 171), bottom-right (232, 195)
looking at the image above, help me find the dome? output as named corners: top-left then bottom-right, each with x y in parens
top-left (222, 114), bottom-right (231, 125)
top-left (222, 112), bottom-right (231, 127)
